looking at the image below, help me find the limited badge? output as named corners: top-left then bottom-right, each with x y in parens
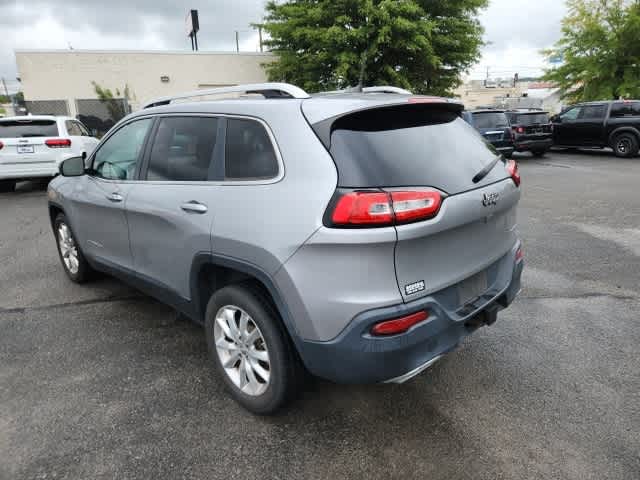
top-left (405, 280), bottom-right (425, 295)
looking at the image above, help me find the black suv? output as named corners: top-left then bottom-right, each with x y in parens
top-left (506, 109), bottom-right (553, 157)
top-left (462, 109), bottom-right (515, 158)
top-left (551, 100), bottom-right (640, 157)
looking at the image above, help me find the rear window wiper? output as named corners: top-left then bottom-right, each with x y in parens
top-left (472, 155), bottom-right (502, 184)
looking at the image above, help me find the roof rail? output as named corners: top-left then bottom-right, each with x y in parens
top-left (142, 82), bottom-right (310, 109)
top-left (362, 86), bottom-right (412, 94)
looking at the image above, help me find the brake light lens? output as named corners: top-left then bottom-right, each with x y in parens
top-left (513, 126), bottom-right (525, 134)
top-left (0, 141), bottom-right (3, 150)
top-left (45, 138), bottom-right (72, 148)
top-left (371, 310), bottom-right (429, 336)
top-left (515, 246), bottom-right (524, 262)
top-left (506, 159), bottom-right (520, 187)
top-left (331, 190), bottom-right (443, 227)
top-left (331, 192), bottom-right (394, 226)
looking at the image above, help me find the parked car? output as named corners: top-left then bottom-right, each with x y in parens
top-left (550, 100), bottom-right (640, 157)
top-left (0, 115), bottom-right (99, 192)
top-left (505, 109), bottom-right (553, 156)
top-left (47, 84), bottom-right (524, 414)
top-left (462, 109), bottom-right (515, 157)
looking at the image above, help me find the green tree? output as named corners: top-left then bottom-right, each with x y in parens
top-left (543, 0), bottom-right (640, 102)
top-left (92, 82), bottom-right (132, 120)
top-left (261, 0), bottom-right (487, 95)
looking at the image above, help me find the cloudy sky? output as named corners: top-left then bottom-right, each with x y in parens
top-left (0, 0), bottom-right (567, 94)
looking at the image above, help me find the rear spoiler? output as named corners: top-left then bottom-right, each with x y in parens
top-left (309, 98), bottom-right (464, 150)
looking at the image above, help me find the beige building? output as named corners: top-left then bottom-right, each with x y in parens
top-left (15, 49), bottom-right (275, 115)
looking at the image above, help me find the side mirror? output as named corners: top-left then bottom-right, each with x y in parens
top-left (59, 156), bottom-right (86, 177)
top-left (550, 115), bottom-right (561, 123)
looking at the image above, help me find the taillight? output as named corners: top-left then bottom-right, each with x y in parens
top-left (506, 160), bottom-right (520, 187)
top-left (515, 246), bottom-right (524, 262)
top-left (512, 126), bottom-right (525, 134)
top-left (330, 190), bottom-right (443, 227)
top-left (371, 310), bottom-right (429, 336)
top-left (332, 192), bottom-right (393, 226)
top-left (391, 191), bottom-right (442, 223)
top-left (0, 141), bottom-right (3, 150)
top-left (45, 138), bottom-right (72, 148)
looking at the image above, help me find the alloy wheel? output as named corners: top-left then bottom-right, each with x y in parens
top-left (214, 305), bottom-right (271, 396)
top-left (57, 223), bottom-right (79, 274)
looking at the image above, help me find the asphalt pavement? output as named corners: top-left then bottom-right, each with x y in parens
top-left (1, 150), bottom-right (638, 479)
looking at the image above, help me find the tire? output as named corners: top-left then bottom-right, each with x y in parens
top-left (0, 179), bottom-right (16, 193)
top-left (612, 133), bottom-right (639, 158)
top-left (53, 213), bottom-right (93, 283)
top-left (205, 284), bottom-right (303, 414)
top-left (532, 150), bottom-right (546, 157)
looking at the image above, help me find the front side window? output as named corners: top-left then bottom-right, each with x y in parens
top-left (146, 117), bottom-right (219, 181)
top-left (92, 118), bottom-right (152, 180)
top-left (560, 107), bottom-right (581, 121)
top-left (225, 118), bottom-right (278, 180)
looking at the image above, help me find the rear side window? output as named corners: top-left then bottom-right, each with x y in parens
top-left (225, 118), bottom-right (278, 180)
top-left (471, 112), bottom-right (509, 129)
top-left (610, 102), bottom-right (640, 117)
top-left (328, 104), bottom-right (507, 194)
top-left (580, 105), bottom-right (606, 120)
top-left (146, 117), bottom-right (219, 181)
top-left (509, 113), bottom-right (549, 125)
top-left (0, 119), bottom-right (59, 137)
top-left (65, 120), bottom-right (82, 136)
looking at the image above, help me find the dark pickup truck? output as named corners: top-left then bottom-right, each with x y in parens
top-left (551, 100), bottom-right (640, 157)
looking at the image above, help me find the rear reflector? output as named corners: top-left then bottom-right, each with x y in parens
top-left (331, 190), bottom-right (443, 227)
top-left (506, 159), bottom-right (520, 187)
top-left (371, 310), bottom-right (429, 336)
top-left (45, 138), bottom-right (72, 148)
top-left (516, 246), bottom-right (524, 262)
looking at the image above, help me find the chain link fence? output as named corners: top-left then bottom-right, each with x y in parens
top-left (24, 100), bottom-right (70, 116)
top-left (76, 98), bottom-right (131, 138)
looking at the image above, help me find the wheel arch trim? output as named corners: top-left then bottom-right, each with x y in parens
top-left (190, 252), bottom-right (304, 347)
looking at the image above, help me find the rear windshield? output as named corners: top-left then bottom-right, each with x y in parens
top-left (471, 112), bottom-right (509, 129)
top-left (327, 104), bottom-right (508, 193)
top-left (0, 120), bottom-right (59, 138)
top-left (508, 113), bottom-right (549, 125)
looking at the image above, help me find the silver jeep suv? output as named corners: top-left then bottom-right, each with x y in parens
top-left (48, 83), bottom-right (523, 414)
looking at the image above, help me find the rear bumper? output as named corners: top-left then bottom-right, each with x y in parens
top-left (297, 243), bottom-right (523, 384)
top-left (0, 163), bottom-right (59, 180)
top-left (496, 145), bottom-right (515, 156)
top-left (514, 138), bottom-right (553, 152)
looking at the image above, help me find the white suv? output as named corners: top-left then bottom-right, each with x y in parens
top-left (0, 115), bottom-right (99, 192)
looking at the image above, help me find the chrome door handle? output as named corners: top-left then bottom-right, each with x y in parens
top-left (180, 201), bottom-right (208, 214)
top-left (106, 192), bottom-right (124, 203)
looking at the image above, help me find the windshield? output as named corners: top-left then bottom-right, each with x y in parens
top-left (327, 104), bottom-right (507, 194)
top-left (0, 120), bottom-right (59, 138)
top-left (510, 113), bottom-right (549, 125)
top-left (471, 112), bottom-right (509, 129)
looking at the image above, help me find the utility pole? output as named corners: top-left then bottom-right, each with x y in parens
top-left (235, 31), bottom-right (240, 53)
top-left (258, 25), bottom-right (263, 52)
